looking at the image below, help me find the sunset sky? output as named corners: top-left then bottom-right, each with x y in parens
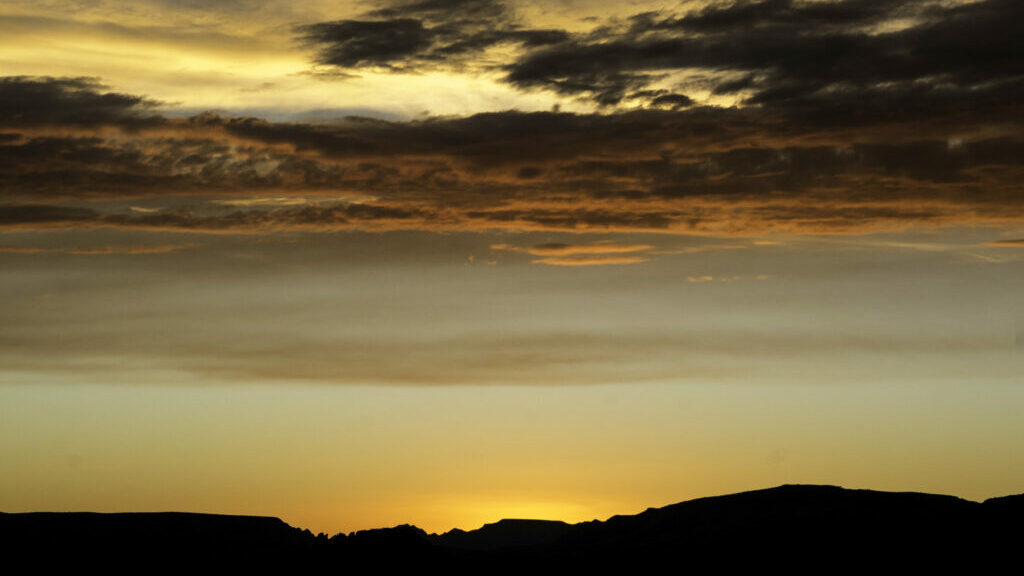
top-left (2, 0), bottom-right (1023, 535)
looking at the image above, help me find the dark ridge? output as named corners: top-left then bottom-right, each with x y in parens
top-left (0, 511), bottom-right (327, 569)
top-left (3, 485), bottom-right (1022, 570)
top-left (982, 492), bottom-right (1024, 509)
top-left (542, 484), bottom-right (987, 569)
top-left (431, 518), bottom-right (572, 550)
top-left (0, 511), bottom-right (308, 545)
top-left (980, 492), bottom-right (1024, 551)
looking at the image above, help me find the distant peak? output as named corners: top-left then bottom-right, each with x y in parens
top-left (431, 517), bottom-right (574, 551)
top-left (485, 518), bottom-right (570, 527)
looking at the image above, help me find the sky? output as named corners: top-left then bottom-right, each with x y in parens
top-left (1, 0), bottom-right (1023, 535)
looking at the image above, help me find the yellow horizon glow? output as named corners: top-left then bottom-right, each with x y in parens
top-left (3, 375), bottom-right (1023, 535)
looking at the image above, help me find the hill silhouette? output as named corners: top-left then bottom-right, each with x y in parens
top-left (430, 519), bottom-right (572, 550)
top-left (3, 485), bottom-right (1021, 570)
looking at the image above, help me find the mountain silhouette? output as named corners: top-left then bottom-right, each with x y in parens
top-left (3, 485), bottom-right (1021, 570)
top-left (431, 518), bottom-right (572, 550)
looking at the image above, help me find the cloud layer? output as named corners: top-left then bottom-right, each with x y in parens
top-left (3, 1), bottom-right (1024, 242)
top-left (299, 0), bottom-right (1024, 113)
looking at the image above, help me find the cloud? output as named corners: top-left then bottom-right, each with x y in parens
top-left (0, 243), bottom-right (198, 255)
top-left (0, 76), bottom-right (161, 127)
top-left (687, 275), bottom-right (745, 283)
top-left (650, 243), bottom-right (750, 255)
top-left (298, 19), bottom-right (433, 68)
top-left (985, 239), bottom-right (1024, 247)
top-left (531, 256), bottom-right (649, 267)
top-left (2, 320), bottom-right (1006, 386)
top-left (0, 204), bottom-right (101, 227)
top-left (1, 75), bottom-right (1022, 237)
top-left (297, 1), bottom-right (1024, 113)
top-left (367, 0), bottom-right (507, 20)
top-left (213, 197), bottom-right (314, 207)
top-left (492, 241), bottom-right (653, 256)
top-left (297, 0), bottom-right (567, 72)
top-left (504, 0), bottom-right (1024, 111)
top-left (492, 241), bottom-right (654, 265)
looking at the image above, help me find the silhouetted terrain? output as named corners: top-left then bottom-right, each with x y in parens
top-left (430, 518), bottom-right (572, 550)
top-left (3, 485), bottom-right (1021, 570)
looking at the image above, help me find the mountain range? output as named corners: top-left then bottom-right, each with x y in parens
top-left (4, 484), bottom-right (1021, 570)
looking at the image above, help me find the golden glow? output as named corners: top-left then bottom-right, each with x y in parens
top-left (443, 498), bottom-right (594, 526)
top-left (532, 255), bottom-right (649, 266)
top-left (0, 7), bottom-right (586, 118)
top-left (5, 378), bottom-right (1023, 534)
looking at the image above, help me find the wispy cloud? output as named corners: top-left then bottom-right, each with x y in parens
top-left (687, 275), bottom-right (768, 283)
top-left (492, 241), bottom-right (654, 266)
top-left (650, 243), bottom-right (751, 255)
top-left (212, 197), bottom-right (313, 207)
top-left (0, 243), bottom-right (199, 255)
top-left (492, 241), bottom-right (653, 256)
top-left (532, 255), bottom-right (649, 267)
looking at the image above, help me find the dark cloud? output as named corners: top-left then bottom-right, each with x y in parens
top-left (0, 132), bottom-right (347, 199)
top-left (291, 0), bottom-right (1010, 111)
top-left (631, 0), bottom-right (913, 33)
top-left (516, 166), bottom-right (542, 179)
top-left (0, 76), bottom-right (160, 127)
top-left (1, 75), bottom-right (1022, 236)
top-left (297, 19), bottom-right (433, 68)
top-left (368, 0), bottom-right (507, 20)
top-left (100, 202), bottom-right (430, 231)
top-left (505, 0), bottom-right (1024, 112)
top-left (0, 204), bottom-right (99, 226)
top-left (648, 92), bottom-right (694, 110)
top-left (295, 0), bottom-right (1024, 112)
top-left (297, 0), bottom-right (567, 71)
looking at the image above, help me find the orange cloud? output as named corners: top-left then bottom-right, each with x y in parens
top-left (532, 256), bottom-right (649, 267)
top-left (687, 275), bottom-right (751, 283)
top-left (3, 78), bottom-right (1024, 239)
top-left (492, 241), bottom-right (655, 266)
top-left (492, 241), bottom-right (653, 256)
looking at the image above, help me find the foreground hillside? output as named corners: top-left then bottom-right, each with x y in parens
top-left (4, 485), bottom-right (1021, 570)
